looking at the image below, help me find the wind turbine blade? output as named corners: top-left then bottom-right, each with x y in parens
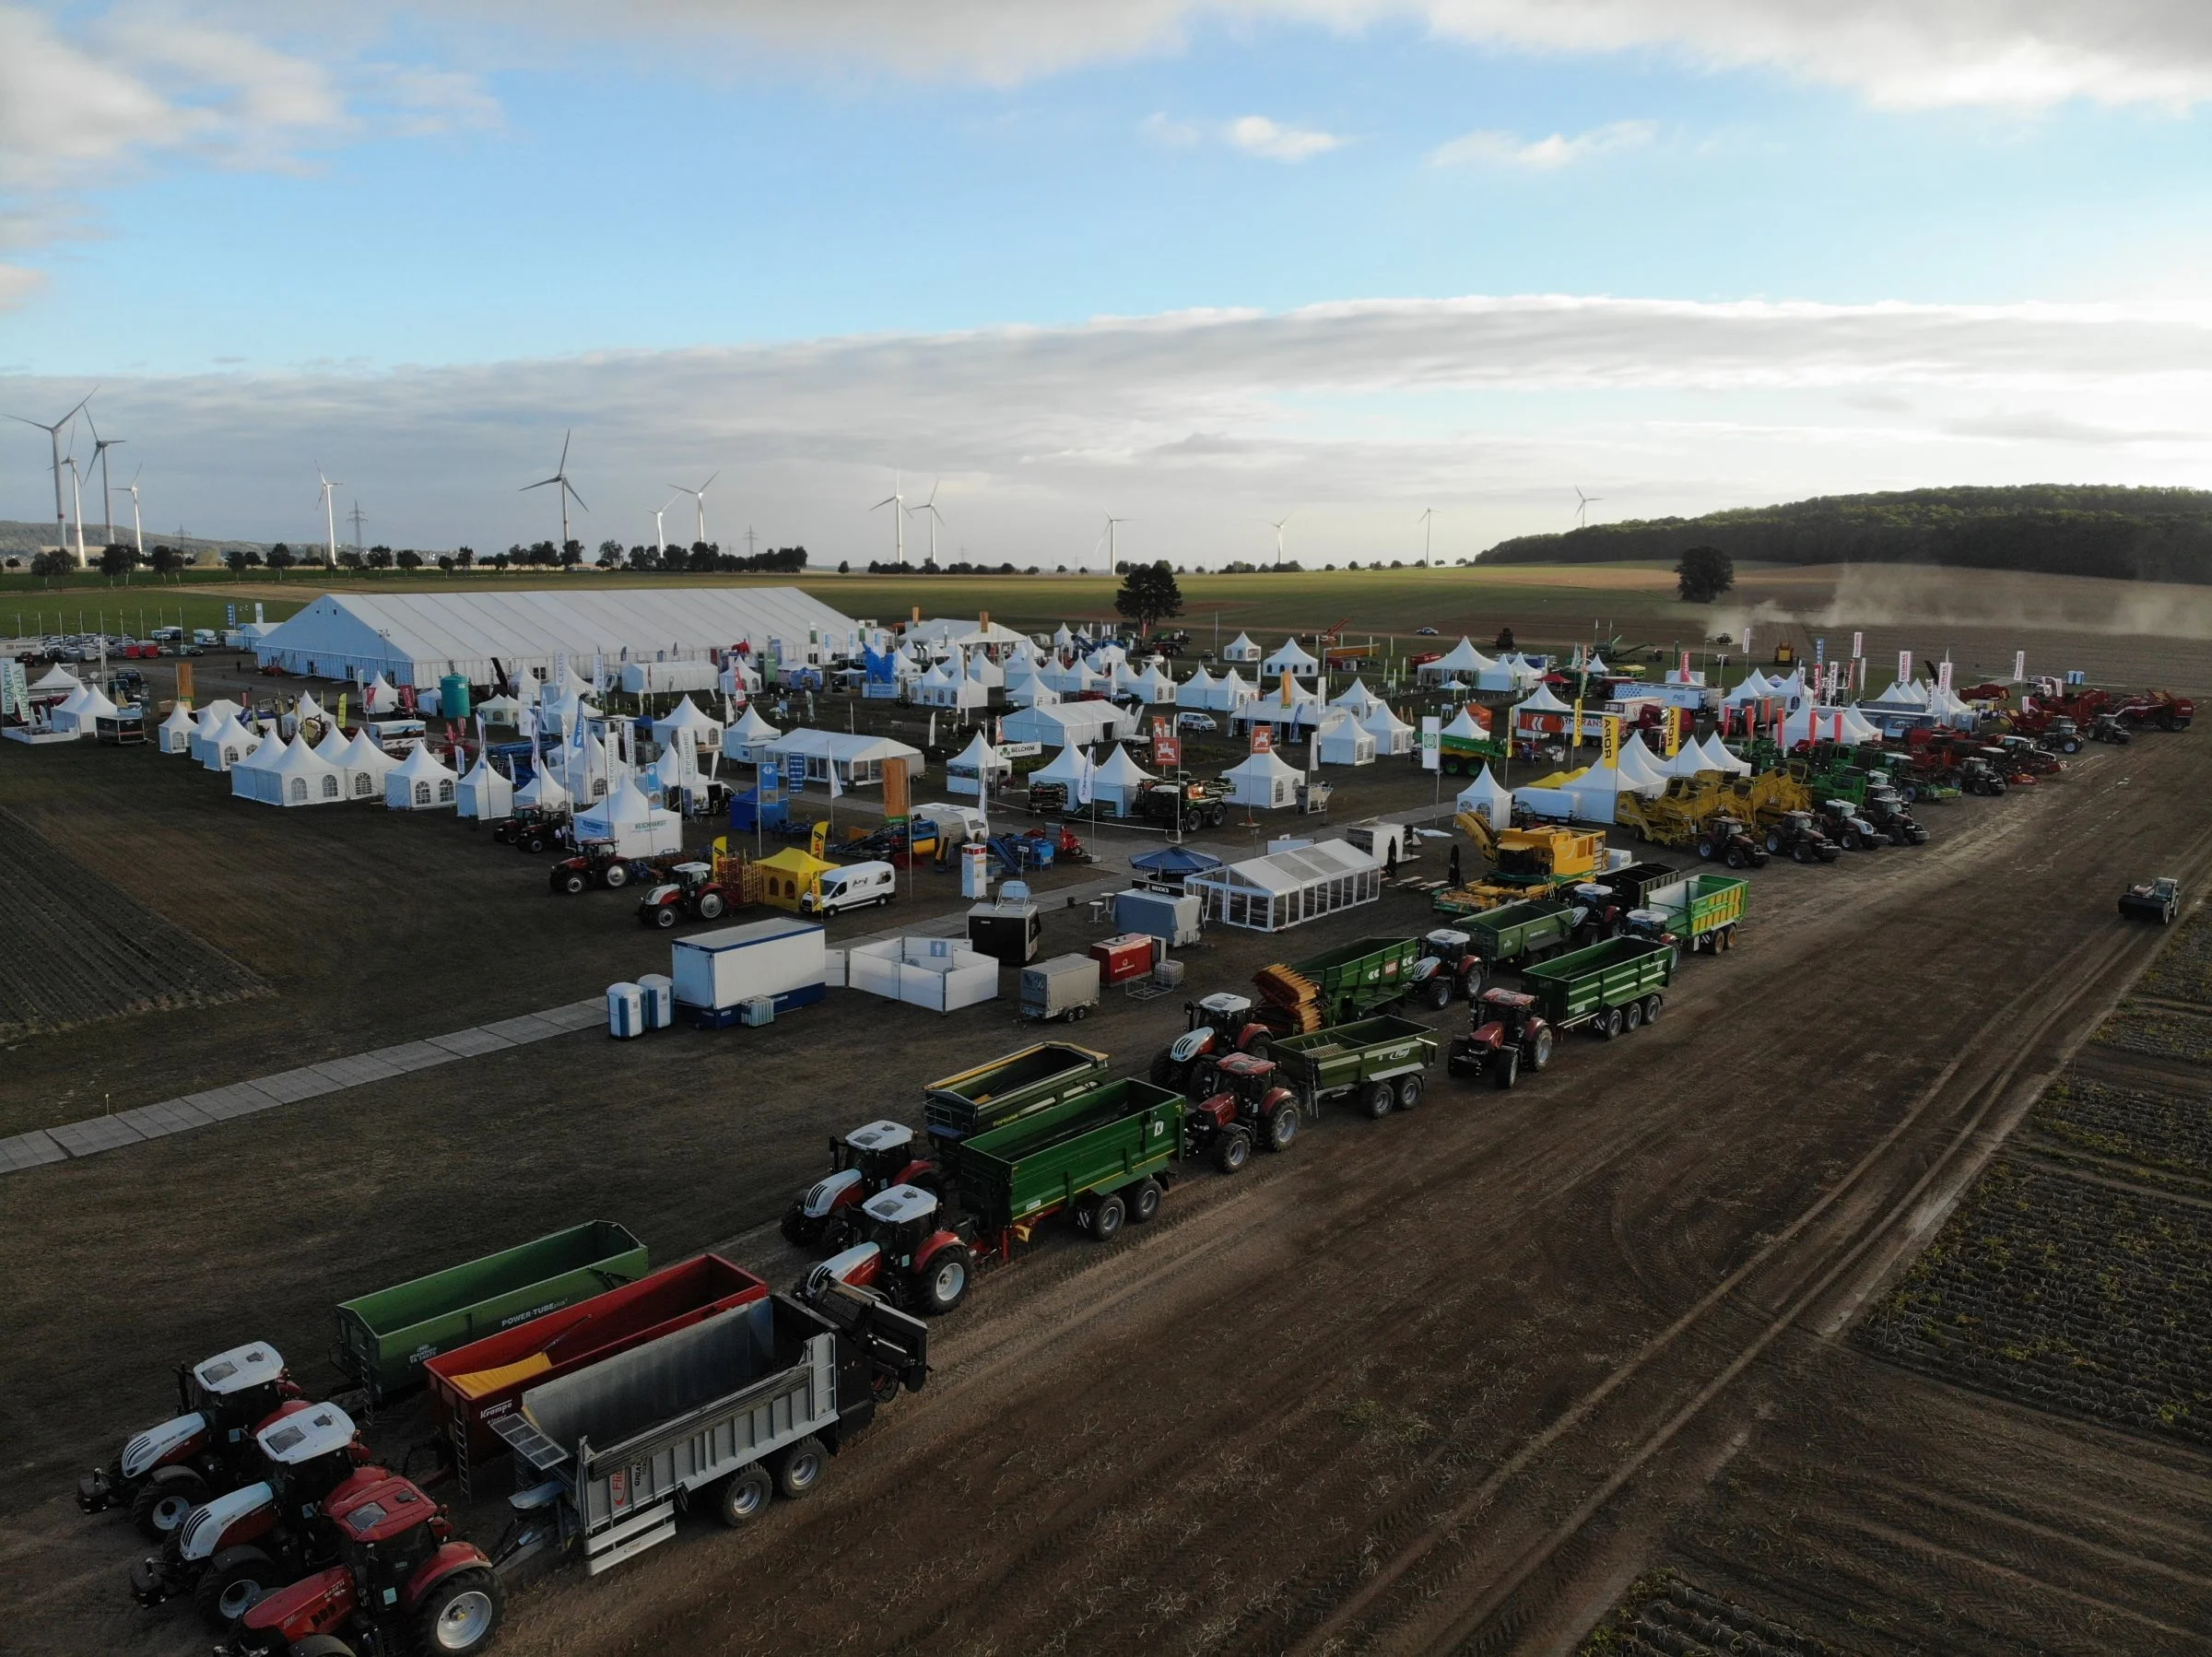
top-left (521, 477), bottom-right (559, 492)
top-left (565, 481), bottom-right (589, 511)
top-left (701, 469), bottom-right (720, 492)
top-left (872, 496), bottom-right (897, 511)
top-left (559, 429), bottom-right (571, 470)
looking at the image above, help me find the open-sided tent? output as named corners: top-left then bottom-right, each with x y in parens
top-left (1315, 709), bottom-right (1377, 767)
top-left (1088, 744), bottom-right (1156, 815)
top-left (456, 751), bottom-right (514, 819)
top-left (1455, 764), bottom-right (1514, 829)
top-left (722, 705), bottom-right (782, 764)
top-left (571, 776), bottom-right (682, 857)
top-left (158, 702), bottom-right (197, 754)
top-left (765, 728), bottom-right (924, 791)
top-left (1130, 844), bottom-right (1225, 890)
top-left (1418, 639), bottom-right (1495, 680)
top-left (652, 695), bottom-right (724, 751)
top-left (1359, 699), bottom-right (1416, 756)
top-left (1263, 638), bottom-right (1321, 678)
top-left (384, 743), bottom-right (459, 811)
top-left (1220, 631), bottom-right (1262, 663)
top-left (1186, 837), bottom-right (1382, 932)
top-left (1220, 748), bottom-right (1305, 809)
top-left (946, 730), bottom-right (1009, 798)
top-left (335, 728), bottom-right (401, 801)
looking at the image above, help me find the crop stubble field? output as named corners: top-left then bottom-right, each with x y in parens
top-left (2, 671), bottom-right (2210, 1652)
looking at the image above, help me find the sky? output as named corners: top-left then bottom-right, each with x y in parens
top-left (2, 1), bottom-right (2211, 566)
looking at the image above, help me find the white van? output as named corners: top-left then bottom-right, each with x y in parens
top-left (801, 860), bottom-right (897, 916)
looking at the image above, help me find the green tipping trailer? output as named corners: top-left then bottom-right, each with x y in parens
top-left (921, 1041), bottom-right (1114, 1148)
top-left (334, 1221), bottom-right (649, 1403)
top-left (1272, 1014), bottom-right (1441, 1120)
top-left (1254, 934), bottom-right (1422, 1032)
top-left (955, 1078), bottom-right (1185, 1240)
top-left (1637, 871), bottom-right (1747, 954)
top-left (1413, 900), bottom-right (1581, 1007)
top-left (1520, 937), bottom-right (1675, 1040)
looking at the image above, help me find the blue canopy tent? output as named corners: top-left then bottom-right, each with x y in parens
top-left (1129, 845), bottom-right (1225, 890)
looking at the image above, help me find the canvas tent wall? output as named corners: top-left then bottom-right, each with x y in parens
top-left (946, 731), bottom-right (1009, 798)
top-left (765, 729), bottom-right (923, 790)
top-left (199, 712), bottom-right (261, 771)
top-left (1186, 838), bottom-right (1381, 932)
top-left (456, 753), bottom-right (514, 818)
top-left (1454, 765), bottom-right (1513, 829)
top-left (1088, 744), bottom-right (1156, 814)
top-left (571, 778), bottom-right (683, 858)
top-left (1314, 711), bottom-right (1376, 767)
top-left (1262, 639), bottom-right (1321, 678)
top-left (722, 706), bottom-right (781, 764)
top-left (385, 743), bottom-right (460, 811)
top-left (1220, 748), bottom-right (1305, 809)
top-left (1220, 631), bottom-right (1262, 663)
top-left (251, 586), bottom-right (858, 687)
top-left (1418, 639), bottom-right (1495, 680)
top-left (651, 696), bottom-right (724, 751)
top-left (1000, 700), bottom-right (1135, 749)
top-left (230, 730), bottom-right (288, 800)
top-left (52, 683), bottom-right (120, 735)
top-left (1359, 700), bottom-right (1416, 756)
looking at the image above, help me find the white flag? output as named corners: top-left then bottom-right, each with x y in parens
top-left (1075, 748), bottom-right (1097, 806)
top-left (927, 711), bottom-right (938, 751)
top-left (829, 762), bottom-right (844, 799)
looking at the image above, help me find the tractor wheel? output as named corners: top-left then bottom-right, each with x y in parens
top-left (716, 1464), bottom-right (773, 1526)
top-left (1696, 839), bottom-right (1715, 861)
top-left (697, 892), bottom-right (725, 920)
top-left (1622, 1000), bottom-right (1644, 1033)
top-left (131, 1465), bottom-right (209, 1541)
top-left (1493, 1048), bottom-right (1520, 1090)
top-left (1242, 1032), bottom-right (1275, 1065)
top-left (603, 863), bottom-right (629, 888)
top-left (1724, 846), bottom-right (1747, 870)
top-left (1087, 1192), bottom-right (1126, 1241)
top-left (1528, 1028), bottom-right (1555, 1070)
top-left (652, 904), bottom-right (678, 928)
top-left (1426, 976), bottom-right (1453, 1010)
top-left (1125, 1178), bottom-right (1163, 1223)
top-left (1149, 1052), bottom-right (1175, 1087)
top-left (771, 1436), bottom-right (828, 1499)
top-left (290, 1639), bottom-right (358, 1657)
top-left (1214, 1130), bottom-right (1252, 1174)
top-left (1395, 1075), bottom-right (1423, 1111)
top-left (1641, 993), bottom-right (1665, 1024)
top-left (558, 870), bottom-right (586, 895)
top-left (1361, 1081), bottom-right (1394, 1120)
top-left (1265, 1103), bottom-right (1300, 1152)
top-left (415, 1568), bottom-right (504, 1656)
top-left (1792, 842), bottom-right (1810, 864)
top-left (524, 831), bottom-right (548, 852)
top-left (915, 1245), bottom-right (972, 1315)
top-left (195, 1545), bottom-right (276, 1629)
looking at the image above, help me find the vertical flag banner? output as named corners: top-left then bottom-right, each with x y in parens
top-left (1815, 636), bottom-right (1827, 666)
top-left (1899, 650), bottom-right (1912, 684)
top-left (1852, 630), bottom-right (1865, 659)
top-left (1665, 706), bottom-right (1681, 757)
top-left (176, 663), bottom-right (194, 702)
top-left (2013, 650), bottom-right (2027, 683)
top-left (1418, 716), bottom-right (1440, 771)
top-left (1602, 715), bottom-right (1620, 767)
top-left (1252, 723), bottom-right (1275, 756)
top-left (1571, 696), bottom-right (1584, 751)
top-left (882, 757), bottom-right (908, 826)
top-left (1937, 658), bottom-right (1953, 693)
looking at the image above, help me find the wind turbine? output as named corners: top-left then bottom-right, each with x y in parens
top-left (1265, 516), bottom-right (1289, 568)
top-left (315, 466), bottom-right (343, 565)
top-left (1418, 507), bottom-right (1438, 568)
top-left (125, 466), bottom-right (144, 557)
top-left (907, 482), bottom-right (946, 564)
top-left (61, 452), bottom-right (88, 567)
top-left (669, 469), bottom-right (720, 548)
top-left (652, 493), bottom-right (679, 557)
top-left (871, 473), bottom-right (908, 566)
top-left (6, 390), bottom-right (93, 558)
top-left (521, 430), bottom-right (588, 552)
top-left (1574, 487), bottom-right (1603, 529)
top-left (84, 410), bottom-right (124, 545)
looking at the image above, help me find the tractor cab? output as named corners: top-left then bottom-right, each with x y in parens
top-left (254, 1404), bottom-right (372, 1519)
top-left (783, 1122), bottom-right (932, 1252)
top-left (78, 1341), bottom-right (300, 1526)
top-left (1420, 928), bottom-right (1473, 969)
top-left (1206, 1050), bottom-right (1280, 1102)
top-left (1822, 799), bottom-right (1879, 840)
top-left (327, 1476), bottom-right (454, 1604)
top-left (180, 1344), bottom-right (293, 1440)
top-left (1184, 992), bottom-right (1257, 1038)
top-left (1470, 987), bottom-right (1539, 1044)
top-left (853, 1182), bottom-right (945, 1264)
top-left (1619, 909), bottom-right (1676, 946)
top-left (830, 1121), bottom-right (924, 1192)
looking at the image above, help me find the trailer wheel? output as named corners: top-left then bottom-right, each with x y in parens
top-left (1621, 1000), bottom-right (1644, 1033)
top-left (195, 1545), bottom-right (276, 1629)
top-left (1719, 927), bottom-right (1735, 952)
top-left (1396, 1075), bottom-right (1424, 1111)
top-left (1529, 1028), bottom-right (1554, 1070)
top-left (131, 1465), bottom-right (208, 1541)
top-left (1641, 994), bottom-right (1665, 1024)
top-left (1125, 1178), bottom-right (1163, 1223)
top-left (1493, 1048), bottom-right (1520, 1090)
top-left (916, 1244), bottom-right (972, 1315)
top-left (772, 1437), bottom-right (829, 1499)
top-left (1595, 1007), bottom-right (1622, 1040)
top-left (1361, 1080), bottom-right (1394, 1120)
top-left (416, 1569), bottom-right (504, 1655)
top-left (1086, 1192), bottom-right (1126, 1241)
top-left (1214, 1130), bottom-right (1252, 1173)
top-left (1265, 1103), bottom-right (1299, 1152)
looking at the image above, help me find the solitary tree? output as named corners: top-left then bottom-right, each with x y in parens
top-left (99, 542), bottom-right (138, 582)
top-left (1114, 559), bottom-right (1184, 636)
top-left (266, 543), bottom-right (296, 579)
top-left (149, 545), bottom-right (183, 581)
top-left (366, 545), bottom-right (394, 570)
top-left (31, 548), bottom-right (72, 584)
top-left (1676, 545), bottom-right (1735, 603)
top-left (596, 538), bottom-right (623, 568)
top-left (395, 549), bottom-right (423, 570)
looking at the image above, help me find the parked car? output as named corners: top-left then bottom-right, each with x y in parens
top-left (799, 860), bottom-right (897, 916)
top-left (1176, 712), bottom-right (1218, 731)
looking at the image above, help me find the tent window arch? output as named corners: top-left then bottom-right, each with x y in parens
top-left (354, 774), bottom-right (373, 797)
top-left (414, 781), bottom-right (432, 805)
top-left (321, 775), bottom-right (339, 799)
top-left (288, 777), bottom-right (307, 803)
top-left (437, 780), bottom-right (453, 804)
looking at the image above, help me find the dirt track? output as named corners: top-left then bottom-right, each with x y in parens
top-left (4, 727), bottom-right (2207, 1654)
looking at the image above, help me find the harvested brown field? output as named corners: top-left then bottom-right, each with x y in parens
top-left (2094, 1001), bottom-right (2212, 1064)
top-left (0, 805), bottom-right (266, 1042)
top-left (1578, 1571), bottom-right (1839, 1657)
top-left (2030, 1074), bottom-right (2212, 1187)
top-left (2138, 905), bottom-right (2212, 1005)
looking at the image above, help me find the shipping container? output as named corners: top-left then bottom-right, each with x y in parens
top-left (669, 917), bottom-right (827, 1023)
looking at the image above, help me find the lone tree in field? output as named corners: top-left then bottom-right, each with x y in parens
top-left (1114, 559), bottom-right (1184, 636)
top-left (30, 548), bottom-right (72, 584)
top-left (99, 542), bottom-right (138, 582)
top-left (1676, 544), bottom-right (1735, 603)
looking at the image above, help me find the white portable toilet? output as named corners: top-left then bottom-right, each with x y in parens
top-left (637, 973), bottom-right (675, 1030)
top-left (606, 981), bottom-right (646, 1040)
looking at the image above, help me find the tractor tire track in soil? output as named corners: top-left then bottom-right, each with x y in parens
top-left (0, 805), bottom-right (265, 1042)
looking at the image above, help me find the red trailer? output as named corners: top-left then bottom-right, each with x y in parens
top-left (421, 1253), bottom-right (768, 1494)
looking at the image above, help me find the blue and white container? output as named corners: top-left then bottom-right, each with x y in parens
top-left (606, 981), bottom-right (646, 1040)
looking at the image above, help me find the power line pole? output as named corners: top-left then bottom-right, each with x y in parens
top-left (348, 501), bottom-right (368, 559)
top-left (745, 526), bottom-right (757, 560)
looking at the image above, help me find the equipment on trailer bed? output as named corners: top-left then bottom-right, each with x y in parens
top-left (1271, 1014), bottom-right (1441, 1120)
top-left (78, 1341), bottom-right (310, 1542)
top-left (1520, 936), bottom-right (1675, 1040)
top-left (221, 1475), bottom-right (500, 1657)
top-left (490, 1287), bottom-right (927, 1580)
top-left (1446, 988), bottom-right (1556, 1089)
top-left (2119, 877), bottom-right (2182, 925)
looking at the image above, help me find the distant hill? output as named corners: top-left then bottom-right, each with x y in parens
top-left (1481, 486), bottom-right (2212, 584)
top-left (0, 520), bottom-right (270, 561)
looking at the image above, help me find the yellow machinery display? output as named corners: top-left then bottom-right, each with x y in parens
top-left (1437, 819), bottom-right (1606, 914)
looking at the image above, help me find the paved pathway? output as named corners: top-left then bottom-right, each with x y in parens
top-left (0, 805), bottom-right (1460, 1178)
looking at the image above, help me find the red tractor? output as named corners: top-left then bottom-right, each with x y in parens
top-left (1994, 735), bottom-right (2065, 778)
top-left (780, 1120), bottom-right (940, 1252)
top-left (1182, 1052), bottom-right (1304, 1169)
top-left (634, 860), bottom-right (736, 926)
top-left (547, 840), bottom-right (668, 895)
top-left (488, 805), bottom-right (565, 852)
top-left (1445, 989), bottom-right (1557, 1089)
top-left (221, 1475), bottom-right (501, 1657)
top-left (131, 1403), bottom-right (388, 1630)
top-left (812, 1183), bottom-right (977, 1317)
top-left (78, 1341), bottom-right (310, 1542)
top-left (1149, 993), bottom-right (1277, 1093)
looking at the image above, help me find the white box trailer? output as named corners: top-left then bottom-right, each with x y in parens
top-left (670, 918), bottom-right (828, 1027)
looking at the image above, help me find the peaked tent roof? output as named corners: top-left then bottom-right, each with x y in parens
top-left (1091, 743), bottom-right (1156, 787)
top-left (950, 730), bottom-right (1004, 769)
top-left (1263, 638), bottom-right (1321, 672)
top-left (339, 729), bottom-right (400, 776)
top-left (1359, 700), bottom-right (1414, 737)
top-left (30, 664), bottom-right (80, 692)
top-left (1454, 764), bottom-right (1512, 816)
top-left (1512, 684), bottom-right (1571, 714)
top-left (388, 742), bottom-right (458, 784)
top-left (1441, 707), bottom-right (1489, 739)
top-left (1428, 638), bottom-right (1495, 674)
top-left (1331, 676), bottom-right (1380, 711)
top-left (1030, 744), bottom-right (1094, 786)
top-left (1221, 748), bottom-right (1303, 783)
top-left (1131, 845), bottom-right (1225, 876)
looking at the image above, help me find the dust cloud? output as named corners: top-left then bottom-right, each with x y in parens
top-left (1709, 565), bottom-right (2212, 644)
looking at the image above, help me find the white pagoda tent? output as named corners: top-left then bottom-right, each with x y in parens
top-left (456, 751), bottom-right (514, 819)
top-left (29, 664), bottom-right (80, 694)
top-left (335, 728), bottom-right (401, 801)
top-left (229, 729), bottom-right (288, 800)
top-left (198, 710), bottom-right (262, 772)
top-left (385, 743), bottom-right (460, 811)
top-left (1699, 733), bottom-right (1753, 775)
top-left (1007, 676), bottom-right (1059, 709)
top-left (51, 682), bottom-right (121, 735)
top-left (1262, 638), bottom-right (1321, 679)
top-left (1220, 748), bottom-right (1305, 809)
top-left (1478, 653), bottom-right (1543, 693)
top-left (1455, 764), bottom-right (1514, 830)
top-left (1329, 677), bottom-right (1382, 714)
top-left (651, 695), bottom-right (724, 752)
top-left (1029, 744), bottom-right (1094, 799)
top-left (1314, 709), bottom-right (1377, 767)
top-left (571, 776), bottom-right (683, 858)
top-left (1089, 744), bottom-right (1156, 815)
top-left (1220, 630), bottom-right (1262, 664)
top-left (361, 673), bottom-right (400, 715)
top-left (1359, 700), bottom-right (1416, 757)
top-left (1230, 682), bottom-right (1323, 736)
top-left (946, 730), bottom-right (1010, 798)
top-left (1510, 683), bottom-right (1573, 740)
top-left (512, 764), bottom-right (571, 813)
top-left (158, 702), bottom-right (197, 755)
top-left (1418, 640), bottom-right (1494, 682)
top-left (722, 705), bottom-right (782, 764)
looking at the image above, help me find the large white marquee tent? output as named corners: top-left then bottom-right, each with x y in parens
top-left (252, 587), bottom-right (860, 687)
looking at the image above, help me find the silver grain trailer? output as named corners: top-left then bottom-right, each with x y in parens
top-left (492, 1287), bottom-right (926, 1578)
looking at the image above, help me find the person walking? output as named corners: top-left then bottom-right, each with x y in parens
top-left (1448, 843), bottom-right (1462, 889)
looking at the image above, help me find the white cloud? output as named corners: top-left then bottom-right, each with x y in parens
top-left (1226, 114), bottom-right (1346, 160)
top-left (9, 293), bottom-right (2210, 560)
top-left (1139, 111), bottom-right (1205, 147)
top-left (1430, 118), bottom-right (1653, 168)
